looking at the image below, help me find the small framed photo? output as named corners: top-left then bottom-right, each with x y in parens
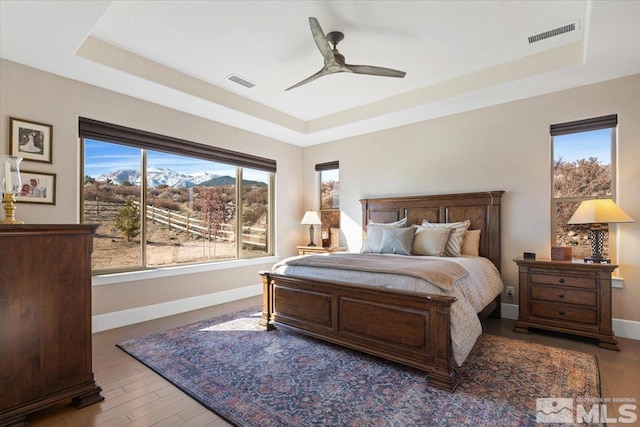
top-left (9, 117), bottom-right (53, 163)
top-left (15, 170), bottom-right (56, 205)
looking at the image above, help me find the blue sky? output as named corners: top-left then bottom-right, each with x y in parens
top-left (85, 129), bottom-right (608, 183)
top-left (554, 128), bottom-right (611, 164)
top-left (84, 139), bottom-right (269, 182)
top-left (321, 168), bottom-right (339, 182)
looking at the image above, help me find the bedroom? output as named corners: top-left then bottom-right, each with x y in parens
top-left (1, 1), bottom-right (639, 426)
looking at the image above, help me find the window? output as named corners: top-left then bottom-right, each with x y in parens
top-left (80, 118), bottom-right (274, 272)
top-left (551, 115), bottom-right (617, 260)
top-left (316, 161), bottom-right (339, 248)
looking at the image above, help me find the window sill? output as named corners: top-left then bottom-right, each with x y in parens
top-left (92, 256), bottom-right (280, 286)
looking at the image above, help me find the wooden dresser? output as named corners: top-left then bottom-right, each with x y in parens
top-left (513, 257), bottom-right (618, 350)
top-left (0, 224), bottom-right (103, 427)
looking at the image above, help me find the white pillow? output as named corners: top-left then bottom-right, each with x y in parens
top-left (460, 229), bottom-right (481, 256)
top-left (420, 220), bottom-right (471, 257)
top-left (361, 218), bottom-right (407, 253)
top-left (368, 218), bottom-right (407, 227)
top-left (412, 226), bottom-right (452, 256)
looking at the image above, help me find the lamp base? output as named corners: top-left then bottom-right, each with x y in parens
top-left (585, 227), bottom-right (608, 264)
top-left (307, 225), bottom-right (316, 247)
top-left (583, 257), bottom-right (611, 264)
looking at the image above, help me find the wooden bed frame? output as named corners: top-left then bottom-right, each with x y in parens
top-left (259, 191), bottom-right (504, 392)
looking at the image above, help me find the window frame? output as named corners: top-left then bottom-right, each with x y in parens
top-left (550, 114), bottom-right (617, 256)
top-left (316, 161), bottom-right (339, 248)
top-left (79, 118), bottom-right (275, 274)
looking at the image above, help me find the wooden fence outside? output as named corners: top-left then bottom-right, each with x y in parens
top-left (83, 200), bottom-right (266, 249)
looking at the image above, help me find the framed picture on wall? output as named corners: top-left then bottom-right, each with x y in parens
top-left (9, 117), bottom-right (53, 163)
top-left (15, 170), bottom-right (56, 205)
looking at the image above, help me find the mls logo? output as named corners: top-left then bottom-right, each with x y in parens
top-left (536, 398), bottom-right (574, 423)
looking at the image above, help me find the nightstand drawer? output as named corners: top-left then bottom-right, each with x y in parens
top-left (530, 285), bottom-right (597, 306)
top-left (530, 301), bottom-right (597, 324)
top-left (530, 271), bottom-right (596, 289)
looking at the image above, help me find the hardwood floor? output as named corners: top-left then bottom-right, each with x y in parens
top-left (25, 296), bottom-right (640, 426)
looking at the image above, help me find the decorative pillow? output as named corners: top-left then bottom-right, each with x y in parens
top-left (420, 220), bottom-right (471, 257)
top-left (461, 229), bottom-right (481, 256)
top-left (412, 226), bottom-right (452, 256)
top-left (360, 219), bottom-right (407, 253)
top-left (378, 227), bottom-right (416, 256)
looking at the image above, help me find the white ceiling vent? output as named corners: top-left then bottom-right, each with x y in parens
top-left (227, 74), bottom-right (256, 88)
top-left (528, 21), bottom-right (579, 44)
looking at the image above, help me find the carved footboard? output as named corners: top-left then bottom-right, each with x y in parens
top-left (259, 271), bottom-right (460, 392)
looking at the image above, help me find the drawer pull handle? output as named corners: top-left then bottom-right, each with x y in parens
top-left (558, 278), bottom-right (565, 284)
top-left (559, 311), bottom-right (565, 315)
top-left (558, 294), bottom-right (565, 298)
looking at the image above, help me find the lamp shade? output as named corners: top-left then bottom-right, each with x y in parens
top-left (301, 210), bottom-right (322, 225)
top-left (567, 199), bottom-right (634, 225)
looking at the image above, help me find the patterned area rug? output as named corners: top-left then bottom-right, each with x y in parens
top-left (117, 307), bottom-right (600, 426)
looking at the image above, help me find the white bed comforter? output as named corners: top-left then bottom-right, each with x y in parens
top-left (272, 254), bottom-right (504, 366)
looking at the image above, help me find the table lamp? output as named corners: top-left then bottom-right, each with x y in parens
top-left (301, 210), bottom-right (322, 247)
top-left (567, 198), bottom-right (634, 263)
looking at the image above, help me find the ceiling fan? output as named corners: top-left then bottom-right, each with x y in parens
top-left (286, 17), bottom-right (407, 91)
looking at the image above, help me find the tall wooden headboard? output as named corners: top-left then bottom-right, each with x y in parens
top-left (360, 191), bottom-right (504, 272)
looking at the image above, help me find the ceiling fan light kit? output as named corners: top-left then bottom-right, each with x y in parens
top-left (286, 17), bottom-right (407, 91)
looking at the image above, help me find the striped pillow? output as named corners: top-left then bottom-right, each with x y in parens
top-left (420, 220), bottom-right (471, 257)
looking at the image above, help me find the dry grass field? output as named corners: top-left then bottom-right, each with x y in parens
top-left (89, 220), bottom-right (239, 270)
top-left (86, 204), bottom-right (264, 270)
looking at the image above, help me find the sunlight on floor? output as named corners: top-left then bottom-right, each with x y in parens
top-left (197, 312), bottom-right (262, 332)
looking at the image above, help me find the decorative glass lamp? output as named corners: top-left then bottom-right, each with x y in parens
top-left (567, 198), bottom-right (634, 263)
top-left (301, 210), bottom-right (322, 247)
top-left (1, 155), bottom-right (24, 224)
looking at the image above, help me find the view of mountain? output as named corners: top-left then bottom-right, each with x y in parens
top-left (97, 167), bottom-right (266, 188)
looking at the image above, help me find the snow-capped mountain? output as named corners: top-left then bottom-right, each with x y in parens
top-left (97, 167), bottom-right (219, 188)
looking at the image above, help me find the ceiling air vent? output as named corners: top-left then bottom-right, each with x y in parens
top-left (227, 74), bottom-right (256, 88)
top-left (528, 21), bottom-right (578, 44)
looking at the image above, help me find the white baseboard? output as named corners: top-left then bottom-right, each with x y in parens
top-left (612, 318), bottom-right (640, 341)
top-left (501, 303), bottom-right (519, 320)
top-left (92, 284), bottom-right (262, 333)
top-left (500, 303), bottom-right (640, 341)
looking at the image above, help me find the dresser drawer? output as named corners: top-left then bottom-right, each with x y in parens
top-left (530, 271), bottom-right (596, 289)
top-left (530, 301), bottom-right (597, 324)
top-left (530, 285), bottom-right (597, 307)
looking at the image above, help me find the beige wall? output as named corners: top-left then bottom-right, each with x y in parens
top-left (0, 59), bottom-right (304, 316)
top-left (2, 58), bottom-right (639, 323)
top-left (303, 74), bottom-right (640, 322)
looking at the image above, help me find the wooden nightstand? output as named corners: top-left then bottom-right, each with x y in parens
top-left (513, 257), bottom-right (619, 350)
top-left (297, 246), bottom-right (347, 255)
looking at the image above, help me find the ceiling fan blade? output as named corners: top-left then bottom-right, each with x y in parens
top-left (309, 17), bottom-right (335, 64)
top-left (286, 17), bottom-right (405, 90)
top-left (345, 64), bottom-right (406, 78)
top-left (285, 67), bottom-right (334, 91)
